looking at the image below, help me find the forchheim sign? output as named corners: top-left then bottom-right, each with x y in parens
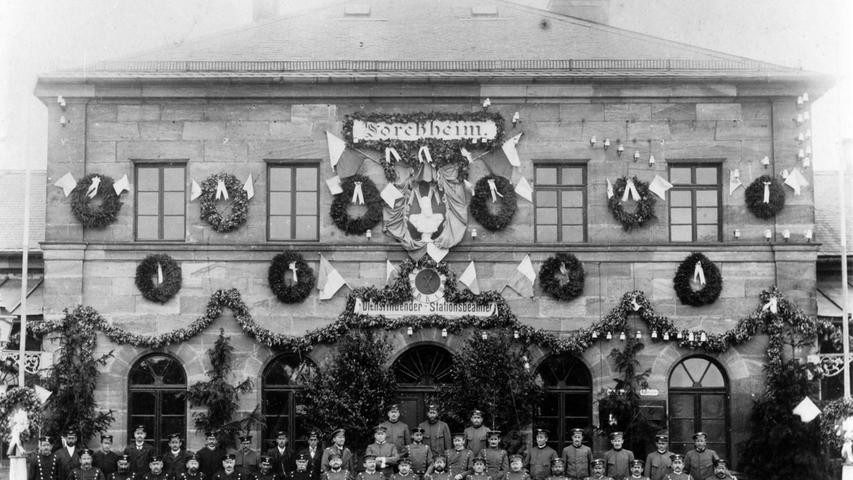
top-left (352, 118), bottom-right (499, 142)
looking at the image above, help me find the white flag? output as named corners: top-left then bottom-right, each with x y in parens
top-left (515, 176), bottom-right (533, 202)
top-left (793, 396), bottom-right (821, 423)
top-left (54, 172), bottom-right (77, 197)
top-left (326, 175), bottom-right (343, 195)
top-left (459, 261), bottom-right (480, 294)
top-left (729, 169), bottom-right (743, 195)
top-left (190, 180), bottom-right (202, 201)
top-left (326, 131), bottom-right (347, 170)
top-left (113, 174), bottom-right (130, 195)
top-left (380, 183), bottom-right (404, 207)
top-left (386, 260), bottom-right (398, 284)
top-left (318, 255), bottom-right (348, 300)
top-left (648, 175), bottom-right (673, 200)
top-left (506, 255), bottom-right (536, 297)
top-left (243, 174), bottom-right (255, 200)
top-left (34, 385), bottom-right (52, 404)
top-left (501, 133), bottom-right (523, 167)
top-left (784, 168), bottom-right (809, 196)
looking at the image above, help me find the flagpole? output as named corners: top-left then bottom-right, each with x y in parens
top-left (18, 168), bottom-right (31, 387)
top-left (841, 139), bottom-right (850, 400)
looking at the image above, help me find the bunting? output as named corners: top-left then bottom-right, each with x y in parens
top-left (326, 175), bottom-right (343, 195)
top-left (729, 169), bottom-right (743, 195)
top-left (515, 176), bottom-right (533, 202)
top-left (505, 255), bottom-right (536, 297)
top-left (190, 180), bottom-right (202, 201)
top-left (317, 255), bottom-right (348, 300)
top-left (458, 260), bottom-right (480, 294)
top-left (648, 175), bottom-right (673, 200)
top-left (386, 260), bottom-right (398, 284)
top-left (243, 174), bottom-right (254, 200)
top-left (501, 133), bottom-right (523, 167)
top-left (113, 174), bottom-right (130, 195)
top-left (326, 131), bottom-right (347, 169)
top-left (53, 172), bottom-right (76, 197)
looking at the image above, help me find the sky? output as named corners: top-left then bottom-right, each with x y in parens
top-left (1, 0), bottom-right (850, 171)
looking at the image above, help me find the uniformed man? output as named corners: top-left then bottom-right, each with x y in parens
top-left (503, 455), bottom-right (530, 480)
top-left (301, 431), bottom-right (323, 480)
top-left (322, 429), bottom-right (354, 474)
top-left (561, 429), bottom-right (591, 480)
top-left (197, 431), bottom-right (226, 480)
top-left (389, 457), bottom-right (417, 480)
top-left (235, 435), bottom-right (259, 476)
top-left (124, 426), bottom-right (156, 477)
top-left (627, 460), bottom-right (649, 480)
top-left (418, 404), bottom-right (451, 457)
top-left (662, 455), bottom-right (691, 480)
top-left (94, 435), bottom-right (120, 477)
top-left (266, 431), bottom-right (295, 478)
top-left (141, 455), bottom-right (169, 480)
top-left (524, 428), bottom-right (557, 480)
top-left (110, 454), bottom-right (136, 480)
top-left (702, 458), bottom-right (735, 480)
top-left (213, 454), bottom-right (243, 480)
top-left (321, 453), bottom-right (351, 480)
top-left (358, 454), bottom-right (385, 480)
top-left (380, 405), bottom-right (411, 453)
top-left (180, 453), bottom-right (204, 480)
top-left (68, 449), bottom-right (106, 480)
top-left (479, 430), bottom-right (507, 480)
top-left (582, 459), bottom-right (611, 480)
top-left (543, 458), bottom-right (568, 480)
top-left (444, 433), bottom-right (473, 480)
top-left (462, 411), bottom-right (490, 458)
top-left (28, 436), bottom-right (59, 480)
top-left (463, 457), bottom-right (490, 480)
top-left (55, 429), bottom-right (81, 480)
top-left (682, 433), bottom-right (718, 480)
top-left (602, 432), bottom-right (633, 480)
top-left (406, 427), bottom-right (433, 477)
top-left (290, 453), bottom-right (313, 480)
top-left (366, 425), bottom-right (400, 479)
top-left (163, 433), bottom-right (191, 477)
top-left (423, 455), bottom-right (453, 480)
top-left (644, 433), bottom-right (672, 480)
top-left (256, 455), bottom-right (280, 480)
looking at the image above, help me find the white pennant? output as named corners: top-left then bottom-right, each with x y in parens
top-left (385, 147), bottom-right (401, 163)
top-left (648, 175), bottom-right (673, 200)
top-left (87, 176), bottom-right (102, 199)
top-left (418, 145), bottom-right (433, 164)
top-left (515, 176), bottom-right (533, 202)
top-left (784, 168), bottom-right (809, 196)
top-left (326, 175), bottom-right (343, 195)
top-left (34, 385), bottom-right (52, 404)
top-left (460, 147), bottom-right (473, 163)
top-left (351, 182), bottom-right (365, 205)
top-left (621, 178), bottom-right (640, 202)
top-left (793, 396), bottom-right (821, 423)
top-left (693, 262), bottom-right (706, 285)
top-left (380, 183), bottom-right (403, 207)
top-left (762, 181), bottom-right (771, 203)
top-left (386, 260), bottom-right (398, 283)
top-left (113, 174), bottom-right (130, 195)
top-left (318, 255), bottom-right (348, 301)
top-left (729, 169), bottom-right (743, 195)
top-left (157, 262), bottom-right (164, 285)
top-left (606, 178), bottom-right (614, 199)
top-left (288, 261), bottom-right (298, 283)
top-left (501, 133), bottom-right (523, 167)
top-left (216, 179), bottom-right (229, 201)
top-left (459, 260), bottom-right (480, 294)
top-left (54, 172), bottom-right (77, 197)
top-left (762, 296), bottom-right (779, 314)
top-left (326, 131), bottom-right (347, 169)
top-left (243, 174), bottom-right (255, 200)
top-left (486, 178), bottom-right (504, 202)
top-left (190, 180), bottom-right (202, 201)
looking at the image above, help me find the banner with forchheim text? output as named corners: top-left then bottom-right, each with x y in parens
top-left (353, 298), bottom-right (496, 318)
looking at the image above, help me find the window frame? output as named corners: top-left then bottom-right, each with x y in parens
top-left (127, 353), bottom-right (187, 454)
top-left (667, 162), bottom-right (723, 243)
top-left (266, 161), bottom-right (321, 242)
top-left (533, 162), bottom-right (588, 243)
top-left (133, 161), bottom-right (187, 242)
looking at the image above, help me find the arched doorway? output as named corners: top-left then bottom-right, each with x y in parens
top-left (262, 353), bottom-right (316, 451)
top-left (128, 353), bottom-right (187, 453)
top-left (668, 356), bottom-right (730, 459)
top-left (392, 345), bottom-right (454, 430)
top-left (535, 354), bottom-right (593, 450)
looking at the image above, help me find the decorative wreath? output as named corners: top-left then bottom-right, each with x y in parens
top-left (608, 176), bottom-right (656, 231)
top-left (539, 253), bottom-right (585, 301)
top-left (135, 254), bottom-right (182, 304)
top-left (199, 173), bottom-right (249, 233)
top-left (268, 251), bottom-right (315, 304)
top-left (0, 387), bottom-right (44, 443)
top-left (673, 252), bottom-right (723, 306)
top-left (70, 174), bottom-right (122, 229)
top-left (469, 175), bottom-right (517, 231)
top-left (745, 175), bottom-right (785, 219)
top-left (330, 175), bottom-right (384, 235)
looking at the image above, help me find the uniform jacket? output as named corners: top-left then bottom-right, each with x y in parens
top-left (405, 443), bottom-right (433, 474)
top-left (124, 444), bottom-right (156, 476)
top-left (524, 445), bottom-right (557, 480)
top-left (300, 446), bottom-right (323, 480)
top-left (163, 450), bottom-right (192, 477)
top-left (93, 451), bottom-right (120, 477)
top-left (662, 474), bottom-right (693, 480)
top-left (463, 473), bottom-right (491, 480)
top-left (196, 447), bottom-right (227, 480)
top-left (356, 471), bottom-right (384, 480)
top-left (322, 446), bottom-right (354, 474)
top-left (644, 451), bottom-right (673, 480)
top-left (379, 421), bottom-right (411, 452)
top-left (365, 442), bottom-right (400, 477)
top-left (702, 474), bottom-right (734, 480)
top-left (68, 467), bottom-right (106, 480)
top-left (212, 472), bottom-right (244, 480)
top-left (179, 472), bottom-right (206, 480)
top-left (418, 421), bottom-right (451, 457)
top-left (109, 471), bottom-right (137, 480)
top-left (28, 452), bottom-right (59, 480)
top-left (424, 470), bottom-right (454, 480)
top-left (235, 450), bottom-right (260, 476)
top-left (444, 449), bottom-right (474, 477)
top-left (581, 476), bottom-right (613, 480)
top-left (544, 475), bottom-right (569, 480)
top-left (140, 472), bottom-right (172, 480)
top-left (290, 470), bottom-right (314, 480)
top-left (255, 473), bottom-right (283, 480)
top-left (560, 445), bottom-right (591, 480)
top-left (266, 446), bottom-right (296, 476)
top-left (682, 450), bottom-right (718, 480)
top-left (55, 446), bottom-right (81, 480)
top-left (480, 448), bottom-right (508, 480)
top-left (321, 469), bottom-right (352, 480)
top-left (389, 472), bottom-right (417, 480)
top-left (626, 476), bottom-right (650, 480)
top-left (462, 428), bottom-right (490, 458)
top-left (504, 471), bottom-right (531, 480)
top-left (603, 449), bottom-right (634, 480)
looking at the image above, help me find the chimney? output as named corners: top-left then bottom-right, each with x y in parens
top-left (253, 0), bottom-right (279, 22)
top-left (546, 0), bottom-right (610, 24)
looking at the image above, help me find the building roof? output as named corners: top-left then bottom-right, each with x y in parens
top-left (0, 171), bottom-right (45, 252)
top-left (814, 170), bottom-right (853, 257)
top-left (40, 0), bottom-right (824, 83)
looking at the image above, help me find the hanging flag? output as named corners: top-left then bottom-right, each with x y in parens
top-left (318, 255), bottom-right (348, 300)
top-left (380, 183), bottom-right (404, 207)
top-left (34, 385), bottom-right (52, 404)
top-left (505, 255), bottom-right (536, 297)
top-left (326, 175), bottom-right (343, 195)
top-left (621, 178), bottom-right (640, 202)
top-left (86, 176), bottom-right (102, 199)
top-left (243, 174), bottom-right (255, 200)
top-left (606, 178), bottom-right (614, 199)
top-left (427, 243), bottom-right (449, 262)
top-left (386, 260), bottom-right (398, 284)
top-left (326, 131), bottom-right (347, 170)
top-left (501, 133), bottom-right (523, 167)
top-left (215, 179), bottom-right (229, 201)
top-left (459, 261), bottom-right (480, 294)
top-left (784, 168), bottom-right (809, 196)
top-left (729, 169), bottom-right (743, 195)
top-left (792, 396), bottom-right (821, 423)
top-left (54, 172), bottom-right (77, 197)
top-left (648, 175), bottom-right (673, 200)
top-left (515, 176), bottom-right (533, 202)
top-left (113, 174), bottom-right (130, 195)
top-left (190, 180), bottom-right (202, 201)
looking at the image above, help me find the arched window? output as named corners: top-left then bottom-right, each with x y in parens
top-left (128, 353), bottom-right (187, 453)
top-left (392, 345), bottom-right (454, 430)
top-left (535, 354), bottom-right (593, 450)
top-left (668, 356), bottom-right (729, 459)
top-left (262, 353), bottom-right (315, 451)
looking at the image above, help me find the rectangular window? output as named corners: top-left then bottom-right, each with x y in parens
top-left (668, 164), bottom-right (722, 242)
top-left (268, 164), bottom-right (319, 241)
top-left (534, 164), bottom-right (587, 242)
top-left (135, 163), bottom-right (186, 241)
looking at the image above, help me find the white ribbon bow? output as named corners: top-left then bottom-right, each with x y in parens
top-left (216, 179), bottom-right (229, 201)
top-left (87, 176), bottom-right (101, 199)
top-left (763, 181), bottom-right (771, 203)
top-left (289, 261), bottom-right (298, 283)
top-left (606, 179), bottom-right (614, 199)
top-left (460, 147), bottom-right (473, 163)
top-left (385, 147), bottom-right (401, 163)
top-left (157, 263), bottom-right (164, 285)
top-left (351, 182), bottom-right (365, 205)
top-left (631, 298), bottom-right (641, 311)
top-left (486, 178), bottom-right (504, 203)
top-left (762, 297), bottom-right (779, 314)
top-left (417, 145), bottom-right (433, 164)
top-left (621, 178), bottom-right (640, 202)
top-left (693, 262), bottom-right (706, 285)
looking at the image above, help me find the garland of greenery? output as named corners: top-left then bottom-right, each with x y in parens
top-left (821, 398), bottom-right (853, 455)
top-left (135, 254), bottom-right (182, 304)
top-left (608, 177), bottom-right (656, 231)
top-left (199, 173), bottom-right (249, 233)
top-left (268, 251), bottom-right (315, 304)
top-left (70, 174), bottom-right (122, 229)
top-left (469, 175), bottom-right (517, 231)
top-left (672, 252), bottom-right (723, 306)
top-left (745, 175), bottom-right (786, 219)
top-left (538, 253), bottom-right (585, 301)
top-left (330, 175), bottom-right (384, 235)
top-left (0, 387), bottom-right (44, 443)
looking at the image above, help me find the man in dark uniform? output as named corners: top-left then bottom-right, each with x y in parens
top-left (702, 458), bottom-right (736, 480)
top-left (141, 456), bottom-right (168, 480)
top-left (321, 453), bottom-right (351, 480)
top-left (290, 453), bottom-right (313, 480)
top-left (544, 457), bottom-right (568, 480)
top-left (405, 427), bottom-right (433, 477)
top-left (462, 411), bottom-right (489, 458)
top-left (583, 459), bottom-right (611, 480)
top-left (602, 432), bottom-right (633, 480)
top-left (418, 404), bottom-right (451, 458)
top-left (28, 435), bottom-right (59, 480)
top-left (356, 454), bottom-right (384, 480)
top-left (444, 433), bottom-right (473, 480)
top-left (197, 431), bottom-right (227, 480)
top-left (163, 433), bottom-right (191, 477)
top-left (110, 455), bottom-right (135, 480)
top-left (380, 405), bottom-right (410, 453)
top-left (424, 455), bottom-right (453, 480)
top-left (524, 428), bottom-right (557, 480)
top-left (561, 429), bottom-right (591, 480)
top-left (322, 429), bottom-right (354, 473)
top-left (124, 425), bottom-right (156, 477)
top-left (300, 431), bottom-right (323, 480)
top-left (235, 435), bottom-right (259, 476)
top-left (626, 460), bottom-right (649, 480)
top-left (663, 455), bottom-right (689, 480)
top-left (682, 432), bottom-right (718, 480)
top-left (266, 431), bottom-right (295, 478)
top-left (181, 452), bottom-right (204, 480)
top-left (55, 429), bottom-right (81, 480)
top-left (68, 449), bottom-right (106, 480)
top-left (480, 430), bottom-right (507, 480)
top-left (389, 457), bottom-right (416, 480)
top-left (256, 456), bottom-right (280, 480)
top-left (213, 454), bottom-right (242, 480)
top-left (366, 425), bottom-right (400, 479)
top-left (94, 435), bottom-right (120, 477)
top-left (644, 433), bottom-right (672, 480)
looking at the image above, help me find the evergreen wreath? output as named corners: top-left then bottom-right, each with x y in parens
top-left (539, 253), bottom-right (585, 301)
top-left (268, 251), bottom-right (315, 304)
top-left (745, 175), bottom-right (785, 219)
top-left (673, 252), bottom-right (723, 306)
top-left (608, 177), bottom-right (656, 231)
top-left (469, 175), bottom-right (517, 231)
top-left (199, 173), bottom-right (249, 233)
top-left (0, 387), bottom-right (44, 444)
top-left (135, 254), bottom-right (182, 304)
top-left (330, 175), bottom-right (384, 235)
top-left (70, 174), bottom-right (122, 229)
